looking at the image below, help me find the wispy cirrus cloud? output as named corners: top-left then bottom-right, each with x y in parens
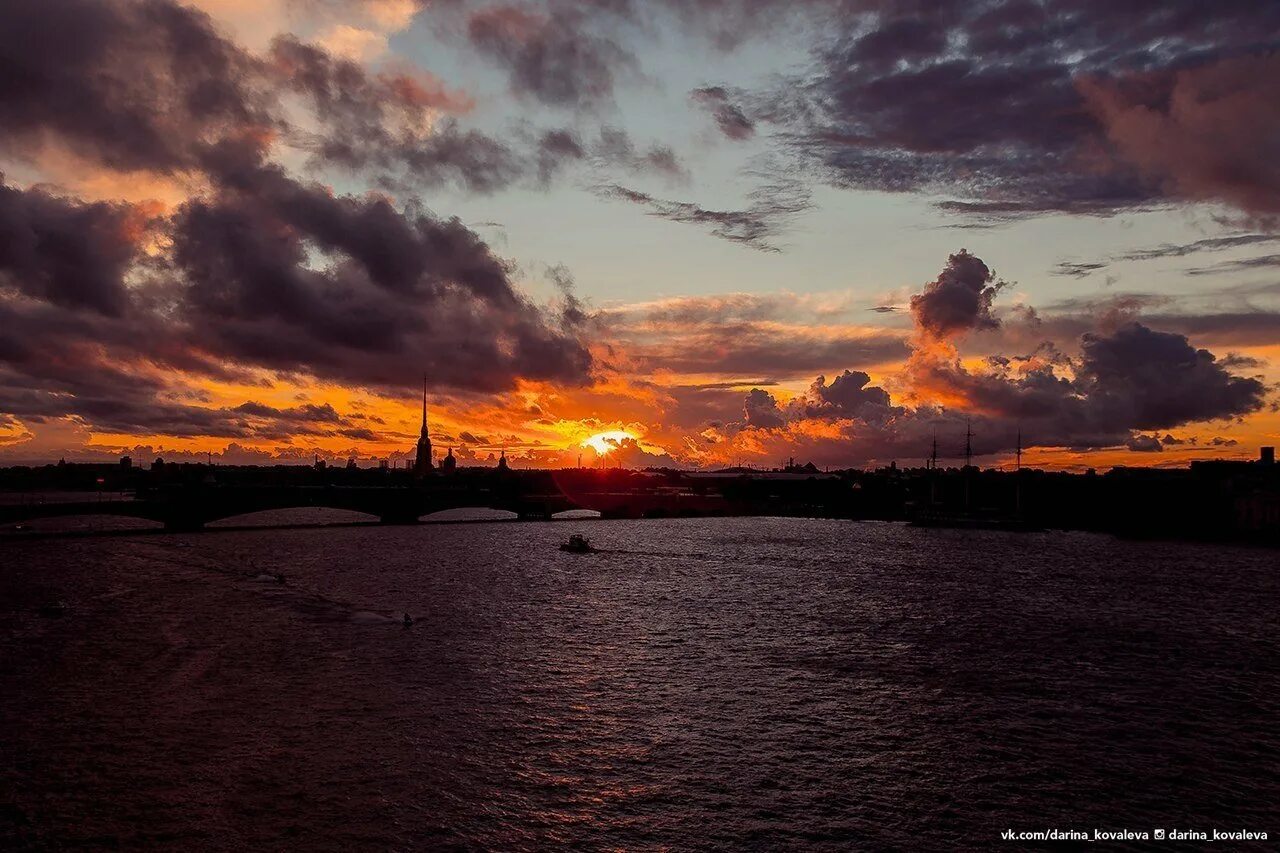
top-left (593, 177), bottom-right (811, 252)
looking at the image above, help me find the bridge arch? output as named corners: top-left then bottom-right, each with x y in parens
top-left (3, 513), bottom-right (163, 534)
top-left (419, 507), bottom-right (518, 523)
top-left (206, 507), bottom-right (381, 528)
top-left (552, 509), bottom-right (602, 520)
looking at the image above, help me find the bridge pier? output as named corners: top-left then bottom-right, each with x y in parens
top-left (378, 513), bottom-right (422, 525)
top-left (163, 517), bottom-right (205, 532)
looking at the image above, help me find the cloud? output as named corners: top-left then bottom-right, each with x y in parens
top-left (1126, 434), bottom-right (1163, 452)
top-left (1078, 54), bottom-right (1280, 218)
top-left (171, 161), bottom-right (595, 391)
top-left (994, 288), bottom-right (1280, 351)
top-left (596, 435), bottom-right (683, 469)
top-left (691, 87), bottom-right (756, 140)
top-left (0, 0), bottom-right (605, 198)
top-left (232, 401), bottom-right (344, 424)
top-left (466, 4), bottom-right (635, 108)
top-left (761, 1), bottom-right (1280, 220)
top-left (0, 0), bottom-right (268, 175)
top-left (1076, 323), bottom-right (1267, 430)
top-left (600, 292), bottom-right (910, 376)
top-left (266, 35), bottom-right (547, 193)
top-left (0, 0), bottom-right (612, 447)
top-left (1116, 233), bottom-right (1280, 262)
top-left (909, 249), bottom-right (1006, 340)
top-left (802, 370), bottom-right (891, 417)
top-left (1051, 232), bottom-right (1280, 280)
top-left (590, 127), bottom-right (688, 181)
top-left (594, 178), bottom-right (810, 252)
top-left (0, 181), bottom-right (154, 315)
top-left (1184, 254), bottom-right (1280, 277)
top-left (0, 165), bottom-right (594, 441)
top-left (743, 389), bottom-right (785, 429)
top-left (1051, 261), bottom-right (1109, 279)
top-left (717, 249), bottom-right (1270, 465)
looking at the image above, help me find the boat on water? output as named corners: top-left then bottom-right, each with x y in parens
top-left (559, 533), bottom-right (596, 553)
top-left (38, 600), bottom-right (68, 618)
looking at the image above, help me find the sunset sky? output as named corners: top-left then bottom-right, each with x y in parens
top-left (1, 0), bottom-right (1278, 470)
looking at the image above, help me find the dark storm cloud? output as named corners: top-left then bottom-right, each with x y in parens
top-left (738, 319), bottom-right (1268, 461)
top-left (1126, 434), bottom-right (1163, 452)
top-left (920, 321), bottom-right (1269, 447)
top-left (0, 284), bottom-right (407, 442)
top-left (804, 370), bottom-right (890, 416)
top-left (0, 0), bottom-right (589, 445)
top-left (724, 249), bottom-right (1269, 462)
top-left (909, 250), bottom-right (1006, 339)
top-left (743, 388), bottom-right (785, 429)
top-left (0, 0), bottom-right (267, 174)
top-left (0, 290), bottom-right (434, 443)
top-left (764, 0), bottom-right (1280, 219)
top-left (1076, 323), bottom-right (1267, 430)
top-left (0, 302), bottom-right (254, 438)
top-left (0, 0), bottom-right (601, 196)
top-left (690, 87), bottom-right (756, 140)
top-left (0, 181), bottom-right (151, 315)
top-left (170, 162), bottom-right (594, 391)
top-left (347, 0), bottom-right (1280, 221)
top-left (0, 0), bottom-right (600, 441)
top-left (1078, 54), bottom-right (1280, 218)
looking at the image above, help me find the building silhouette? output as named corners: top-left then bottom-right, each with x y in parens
top-left (441, 447), bottom-right (457, 474)
top-left (413, 378), bottom-right (433, 476)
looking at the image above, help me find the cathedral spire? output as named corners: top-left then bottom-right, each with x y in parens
top-left (413, 375), bottom-right (433, 474)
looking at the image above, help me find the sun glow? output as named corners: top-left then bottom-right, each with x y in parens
top-left (582, 430), bottom-right (634, 455)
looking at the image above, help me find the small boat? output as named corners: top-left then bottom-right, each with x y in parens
top-left (38, 600), bottom-right (68, 618)
top-left (559, 533), bottom-right (595, 553)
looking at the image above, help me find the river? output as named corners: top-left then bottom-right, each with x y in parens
top-left (2, 518), bottom-right (1276, 849)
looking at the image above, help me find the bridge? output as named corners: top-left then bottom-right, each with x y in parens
top-left (0, 483), bottom-right (732, 531)
top-left (0, 485), bottom-right (583, 531)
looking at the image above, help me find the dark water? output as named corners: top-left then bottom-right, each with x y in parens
top-left (2, 518), bottom-right (1277, 849)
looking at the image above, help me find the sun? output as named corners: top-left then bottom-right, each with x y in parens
top-left (582, 430), bottom-right (635, 455)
